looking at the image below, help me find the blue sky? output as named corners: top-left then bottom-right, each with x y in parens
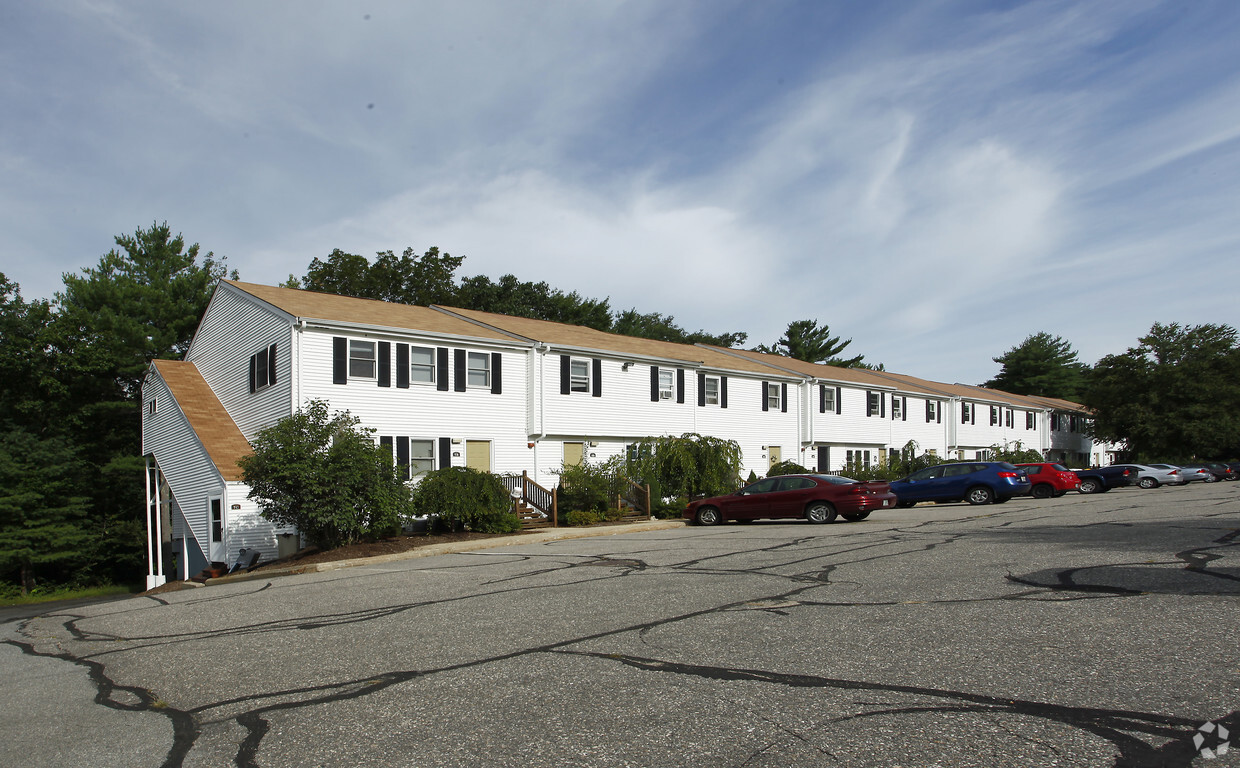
top-left (3, 0), bottom-right (1238, 385)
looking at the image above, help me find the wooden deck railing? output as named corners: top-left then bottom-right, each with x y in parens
top-left (500, 471), bottom-right (558, 528)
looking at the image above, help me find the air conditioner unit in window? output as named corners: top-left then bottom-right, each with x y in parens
top-left (659, 391), bottom-right (672, 400)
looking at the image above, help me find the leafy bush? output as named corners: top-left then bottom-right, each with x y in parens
top-left (628, 433), bottom-right (743, 499)
top-left (556, 455), bottom-right (628, 515)
top-left (767, 460), bottom-right (810, 476)
top-left (987, 442), bottom-right (1044, 464)
top-left (837, 441), bottom-right (944, 481)
top-left (238, 400), bottom-right (410, 549)
top-left (562, 509), bottom-right (601, 526)
top-left (409, 466), bottom-right (519, 533)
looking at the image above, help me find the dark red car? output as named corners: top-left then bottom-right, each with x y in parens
top-left (684, 474), bottom-right (896, 525)
top-left (1015, 463), bottom-right (1081, 499)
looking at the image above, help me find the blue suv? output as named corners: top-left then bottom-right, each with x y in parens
top-left (890, 461), bottom-right (1032, 507)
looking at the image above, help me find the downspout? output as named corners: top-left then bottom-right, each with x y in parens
top-left (948, 397), bottom-right (960, 457)
top-left (532, 343), bottom-right (550, 482)
top-left (293, 318), bottom-right (306, 410)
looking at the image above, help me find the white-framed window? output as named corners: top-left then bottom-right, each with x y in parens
top-left (766, 383), bottom-right (782, 411)
top-left (867, 391), bottom-right (882, 416)
top-left (467, 352), bottom-right (491, 388)
top-left (820, 386), bottom-right (835, 413)
top-left (148, 398), bottom-right (157, 415)
top-left (349, 340), bottom-right (376, 379)
top-left (410, 439), bottom-right (435, 476)
top-left (1026, 411), bottom-right (1036, 430)
top-left (927, 400), bottom-right (938, 421)
top-left (704, 375), bottom-right (720, 405)
top-left (410, 346), bottom-right (435, 384)
top-left (569, 358), bottom-right (590, 392)
top-left (891, 398), bottom-right (902, 420)
top-left (1005, 409), bottom-right (1014, 428)
top-left (976, 449), bottom-right (992, 460)
top-left (658, 369), bottom-right (674, 400)
top-left (846, 449), bottom-right (873, 468)
top-left (962, 402), bottom-right (973, 423)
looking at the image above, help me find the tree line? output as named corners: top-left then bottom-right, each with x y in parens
top-left (3, 222), bottom-right (1237, 595)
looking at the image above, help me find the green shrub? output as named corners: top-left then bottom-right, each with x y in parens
top-left (563, 509), bottom-right (602, 526)
top-left (409, 466), bottom-right (519, 533)
top-left (556, 455), bottom-right (627, 515)
top-left (238, 400), bottom-right (410, 549)
top-left (767, 460), bottom-right (810, 476)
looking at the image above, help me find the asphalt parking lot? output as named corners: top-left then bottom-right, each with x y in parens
top-left (3, 482), bottom-right (1238, 767)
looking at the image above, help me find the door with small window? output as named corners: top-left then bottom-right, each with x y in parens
top-left (563, 442), bottom-right (585, 468)
top-left (208, 496), bottom-right (225, 563)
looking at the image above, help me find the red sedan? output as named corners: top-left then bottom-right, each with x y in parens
top-left (1015, 462), bottom-right (1081, 499)
top-left (684, 474), bottom-right (896, 525)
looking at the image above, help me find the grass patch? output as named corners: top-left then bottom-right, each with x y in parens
top-left (0, 584), bottom-right (140, 607)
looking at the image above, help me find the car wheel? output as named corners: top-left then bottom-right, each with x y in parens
top-left (841, 512), bottom-right (870, 521)
top-left (696, 506), bottom-right (721, 526)
top-left (805, 501), bottom-right (837, 524)
top-left (1079, 478), bottom-right (1102, 494)
top-left (897, 501), bottom-right (916, 509)
top-left (1031, 483), bottom-right (1054, 499)
top-left (1138, 477), bottom-right (1158, 489)
top-left (966, 486), bottom-right (993, 505)
top-left (1204, 474), bottom-right (1220, 483)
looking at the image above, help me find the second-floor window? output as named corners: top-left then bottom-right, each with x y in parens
top-left (570, 359), bottom-right (590, 392)
top-left (891, 398), bottom-right (902, 420)
top-left (1026, 411), bottom-right (1036, 429)
top-left (467, 352), bottom-right (491, 388)
top-left (926, 400), bottom-right (938, 422)
top-left (766, 383), bottom-right (782, 411)
top-left (658, 369), bottom-right (674, 400)
top-left (962, 403), bottom-right (973, 423)
top-left (349, 340), bottom-right (376, 379)
top-left (410, 346), bottom-right (435, 384)
top-left (704, 376), bottom-right (720, 405)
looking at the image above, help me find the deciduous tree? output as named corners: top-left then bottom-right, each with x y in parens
top-left (1083, 323), bottom-right (1240, 460)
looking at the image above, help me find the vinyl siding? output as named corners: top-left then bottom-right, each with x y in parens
top-left (188, 283), bottom-right (294, 441)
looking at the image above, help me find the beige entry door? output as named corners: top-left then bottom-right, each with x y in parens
top-left (563, 441), bottom-right (584, 468)
top-left (465, 440), bottom-right (491, 472)
top-left (768, 446), bottom-right (782, 470)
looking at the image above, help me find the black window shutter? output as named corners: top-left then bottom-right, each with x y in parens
top-left (268, 344), bottom-right (277, 386)
top-left (491, 352), bottom-right (502, 395)
top-left (378, 342), bottom-right (391, 388)
top-left (249, 353), bottom-right (257, 394)
top-left (866, 391), bottom-right (873, 417)
top-left (396, 344), bottom-right (409, 388)
top-left (781, 382), bottom-right (788, 413)
top-left (650, 365), bottom-right (660, 402)
top-left (676, 369), bottom-right (685, 404)
top-left (925, 399), bottom-right (932, 423)
top-left (438, 437), bottom-right (451, 469)
top-left (721, 376), bottom-right (728, 409)
top-left (937, 402), bottom-right (941, 424)
top-left (761, 382), bottom-right (769, 412)
top-left (560, 355), bottom-right (570, 395)
top-left (396, 436), bottom-right (410, 481)
top-left (454, 349), bottom-right (466, 392)
top-left (333, 337), bottom-right (347, 384)
top-left (902, 397), bottom-right (907, 421)
top-left (591, 358), bottom-right (602, 397)
top-left (880, 394), bottom-right (886, 418)
top-left (818, 385), bottom-right (825, 414)
top-left (971, 405), bottom-right (976, 425)
top-left (380, 436), bottom-right (393, 463)
top-left (697, 372), bottom-right (706, 407)
top-left (835, 387), bottom-right (842, 415)
top-left (436, 348), bottom-right (449, 391)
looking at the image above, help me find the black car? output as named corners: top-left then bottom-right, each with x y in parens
top-left (1180, 462), bottom-right (1234, 483)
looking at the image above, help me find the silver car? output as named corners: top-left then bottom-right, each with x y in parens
top-left (1119, 463), bottom-right (1188, 489)
top-left (1145, 463), bottom-right (1206, 486)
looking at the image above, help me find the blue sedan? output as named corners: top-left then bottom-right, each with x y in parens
top-left (890, 462), bottom-right (1032, 506)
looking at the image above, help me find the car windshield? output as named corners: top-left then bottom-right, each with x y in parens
top-left (1051, 463), bottom-right (1069, 471)
top-left (997, 462), bottom-right (1019, 470)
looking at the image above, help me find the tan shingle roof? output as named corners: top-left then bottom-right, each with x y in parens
top-left (698, 346), bottom-right (920, 390)
top-left (224, 280), bottom-right (519, 342)
top-left (434, 306), bottom-right (793, 377)
top-left (153, 360), bottom-right (251, 482)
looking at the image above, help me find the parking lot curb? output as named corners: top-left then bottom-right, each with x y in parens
top-left (205, 519), bottom-right (688, 585)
